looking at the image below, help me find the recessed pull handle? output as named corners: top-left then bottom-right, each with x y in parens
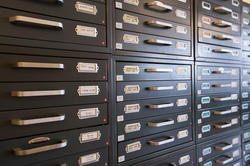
top-left (212, 83), bottom-right (233, 88)
top-left (214, 108), bottom-right (238, 115)
top-left (147, 103), bottom-right (174, 109)
top-left (212, 70), bottom-right (233, 74)
top-left (215, 144), bottom-right (233, 151)
top-left (13, 139), bottom-right (68, 156)
top-left (14, 62), bottom-right (64, 69)
top-left (214, 6), bottom-right (232, 14)
top-left (145, 68), bottom-right (173, 72)
top-left (149, 136), bottom-right (175, 146)
top-left (11, 114), bottom-right (65, 126)
top-left (147, 119), bottom-right (174, 127)
top-left (213, 96), bottom-right (233, 102)
top-left (215, 123), bottom-right (232, 128)
top-left (11, 90), bottom-right (65, 97)
top-left (146, 1), bottom-right (173, 11)
top-left (213, 34), bottom-right (233, 40)
top-left (60, 164), bottom-right (67, 166)
top-left (215, 156), bottom-right (233, 165)
top-left (36, 0), bottom-right (64, 5)
top-left (9, 16), bottom-right (63, 30)
top-left (212, 49), bottom-right (233, 54)
top-left (146, 20), bottom-right (173, 28)
top-left (145, 39), bottom-right (173, 45)
top-left (147, 86), bottom-right (174, 91)
top-left (169, 163), bottom-right (177, 166)
top-left (212, 20), bottom-right (232, 27)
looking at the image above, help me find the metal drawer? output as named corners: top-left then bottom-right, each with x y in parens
top-left (0, 54), bottom-right (107, 82)
top-left (197, 134), bottom-right (241, 164)
top-left (0, 7), bottom-right (106, 49)
top-left (29, 147), bottom-right (109, 166)
top-left (196, 80), bottom-right (239, 95)
top-left (133, 146), bottom-right (194, 166)
top-left (242, 29), bottom-right (250, 40)
top-left (242, 51), bottom-right (250, 62)
top-left (116, 62), bottom-right (191, 81)
top-left (242, 91), bottom-right (250, 102)
top-left (197, 116), bottom-right (240, 140)
top-left (198, 1), bottom-right (240, 24)
top-left (243, 128), bottom-right (250, 142)
top-left (117, 126), bottom-right (192, 163)
top-left (0, 82), bottom-right (108, 111)
top-left (242, 113), bottom-right (250, 127)
top-left (244, 141), bottom-right (250, 154)
top-left (201, 147), bottom-right (241, 166)
top-left (242, 102), bottom-right (250, 114)
top-left (196, 93), bottom-right (239, 110)
top-left (115, 30), bottom-right (191, 56)
top-left (196, 105), bottom-right (240, 124)
top-left (197, 65), bottom-right (239, 80)
top-left (197, 43), bottom-right (241, 61)
top-left (243, 40), bottom-right (250, 51)
top-left (116, 81), bottom-right (191, 102)
top-left (115, 0), bottom-right (191, 25)
top-left (0, 126), bottom-right (109, 166)
top-left (198, 28), bottom-right (241, 48)
top-left (115, 10), bottom-right (191, 40)
top-left (197, 14), bottom-right (240, 36)
top-left (117, 111), bottom-right (191, 142)
top-left (244, 153), bottom-right (250, 165)
top-left (116, 96), bottom-right (191, 122)
top-left (0, 103), bottom-right (107, 140)
top-left (0, 0), bottom-right (106, 25)
top-left (203, 0), bottom-right (241, 12)
top-left (242, 17), bottom-right (250, 29)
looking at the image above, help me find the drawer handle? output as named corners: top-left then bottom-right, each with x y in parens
top-left (215, 144), bottom-right (233, 151)
top-left (60, 164), bottom-right (67, 166)
top-left (146, 1), bottom-right (173, 11)
top-left (149, 136), bottom-right (175, 146)
top-left (212, 49), bottom-right (233, 54)
top-left (34, 0), bottom-right (64, 5)
top-left (215, 123), bottom-right (232, 129)
top-left (213, 96), bottom-right (233, 102)
top-left (212, 83), bottom-right (233, 88)
top-left (13, 139), bottom-right (68, 156)
top-left (212, 20), bottom-right (232, 28)
top-left (215, 156), bottom-right (233, 165)
top-left (9, 16), bottom-right (63, 30)
top-left (147, 86), bottom-right (174, 91)
top-left (148, 119), bottom-right (174, 127)
top-left (213, 34), bottom-right (233, 40)
top-left (14, 62), bottom-right (64, 69)
top-left (212, 70), bottom-right (233, 74)
top-left (147, 103), bottom-right (174, 109)
top-left (145, 68), bottom-right (173, 72)
top-left (214, 6), bottom-right (232, 14)
top-left (146, 20), bottom-right (173, 28)
top-left (169, 163), bottom-right (177, 166)
top-left (11, 114), bottom-right (65, 126)
top-left (145, 39), bottom-right (173, 45)
top-left (11, 90), bottom-right (65, 97)
top-left (214, 109), bottom-right (237, 115)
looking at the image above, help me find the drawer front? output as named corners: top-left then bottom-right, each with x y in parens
top-left (242, 17), bottom-right (250, 29)
top-left (242, 68), bottom-right (250, 80)
top-left (0, 54), bottom-right (107, 82)
top-left (196, 80), bottom-right (239, 95)
top-left (242, 113), bottom-right (250, 127)
top-left (116, 81), bottom-right (191, 102)
top-left (244, 141), bottom-right (250, 154)
top-left (116, 96), bottom-right (191, 122)
top-left (0, 8), bottom-right (106, 48)
top-left (198, 14), bottom-right (240, 36)
top-left (133, 146), bottom-right (194, 166)
top-left (197, 134), bottom-right (241, 163)
top-left (115, 30), bottom-right (191, 56)
top-left (116, 62), bottom-right (191, 81)
top-left (0, 82), bottom-right (108, 111)
top-left (198, 1), bottom-right (240, 24)
top-left (242, 102), bottom-right (250, 113)
top-left (244, 153), bottom-right (250, 165)
top-left (243, 128), bottom-right (250, 142)
top-left (0, 126), bottom-right (109, 166)
top-left (242, 81), bottom-right (250, 92)
top-left (0, 0), bottom-right (106, 25)
top-left (115, 10), bottom-right (191, 40)
top-left (115, 0), bottom-right (191, 25)
top-left (243, 40), bottom-right (250, 51)
top-left (201, 147), bottom-right (241, 166)
top-left (197, 117), bottom-right (240, 140)
top-left (197, 43), bottom-right (241, 61)
top-left (242, 29), bottom-right (250, 40)
top-left (196, 105), bottom-right (240, 124)
top-left (30, 147), bottom-right (109, 166)
top-left (198, 28), bottom-right (241, 48)
top-left (242, 51), bottom-right (250, 62)
top-left (117, 126), bottom-right (192, 163)
top-left (203, 0), bottom-right (241, 12)
top-left (197, 65), bottom-right (239, 80)
top-left (241, 91), bottom-right (250, 102)
top-left (117, 111), bottom-right (191, 142)
top-left (196, 93), bottom-right (239, 110)
top-left (0, 103), bottom-right (107, 140)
